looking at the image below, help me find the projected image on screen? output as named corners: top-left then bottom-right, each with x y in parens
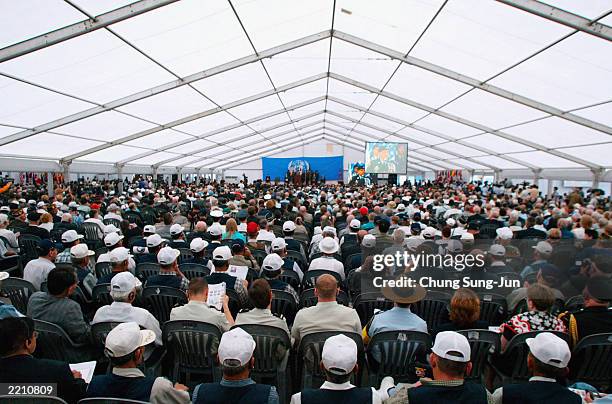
top-left (365, 142), bottom-right (407, 174)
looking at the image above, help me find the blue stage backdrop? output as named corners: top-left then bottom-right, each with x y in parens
top-left (262, 156), bottom-right (344, 181)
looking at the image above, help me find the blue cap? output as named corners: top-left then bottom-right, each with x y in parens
top-left (231, 238), bottom-right (245, 251)
top-left (38, 239), bottom-right (57, 256)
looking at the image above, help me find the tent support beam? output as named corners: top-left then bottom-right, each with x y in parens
top-left (496, 0), bottom-right (612, 42)
top-left (0, 0), bottom-right (180, 63)
top-left (332, 30), bottom-right (612, 136)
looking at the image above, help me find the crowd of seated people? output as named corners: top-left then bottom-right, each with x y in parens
top-left (0, 176), bottom-right (610, 403)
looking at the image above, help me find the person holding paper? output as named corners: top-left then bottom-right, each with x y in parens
top-left (206, 246), bottom-right (249, 307)
top-left (170, 277), bottom-right (234, 331)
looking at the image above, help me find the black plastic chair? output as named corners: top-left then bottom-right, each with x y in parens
top-left (163, 320), bottom-right (222, 386)
top-left (232, 324), bottom-right (291, 402)
top-left (299, 288), bottom-right (349, 308)
top-left (142, 286), bottom-right (187, 324)
top-left (179, 263), bottom-right (210, 280)
top-left (102, 218), bottom-right (122, 228)
top-left (270, 289), bottom-right (298, 326)
top-left (225, 287), bottom-right (244, 318)
top-left (136, 262), bottom-right (160, 281)
top-left (353, 292), bottom-right (394, 327)
top-left (412, 298), bottom-right (450, 333)
top-left (94, 247), bottom-right (108, 261)
top-left (458, 329), bottom-right (501, 383)
top-left (297, 331), bottom-right (364, 389)
top-left (18, 234), bottom-right (41, 264)
top-left (286, 250), bottom-right (307, 271)
top-left (0, 396), bottom-right (68, 404)
top-left (493, 330), bottom-right (570, 383)
top-left (178, 248), bottom-right (193, 263)
top-left (33, 319), bottom-right (92, 363)
top-left (95, 262), bottom-right (112, 279)
top-left (477, 292), bottom-right (508, 326)
top-left (565, 295), bottom-right (584, 312)
top-left (302, 269), bottom-right (342, 290)
top-left (81, 222), bottom-right (103, 249)
top-left (569, 333), bottom-right (612, 389)
top-left (279, 269), bottom-right (301, 291)
top-left (91, 283), bottom-right (114, 307)
top-left (367, 330), bottom-right (432, 385)
top-left (252, 249), bottom-right (267, 267)
top-left (0, 277), bottom-right (36, 314)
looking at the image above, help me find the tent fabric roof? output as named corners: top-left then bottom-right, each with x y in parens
top-left (0, 0), bottom-right (611, 173)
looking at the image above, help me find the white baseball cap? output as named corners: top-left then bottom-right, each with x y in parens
top-left (104, 232), bottom-right (124, 247)
top-left (323, 226), bottom-right (337, 235)
top-left (103, 224), bottom-right (120, 236)
top-left (349, 219), bottom-right (361, 230)
top-left (143, 225), bottom-right (156, 234)
top-left (61, 229), bottom-right (83, 243)
top-left (526, 332), bottom-right (571, 368)
top-left (157, 246), bottom-right (180, 265)
top-left (496, 227), bottom-right (513, 240)
top-left (361, 234), bottom-right (376, 248)
top-left (262, 253), bottom-right (284, 273)
top-left (212, 246), bottom-right (232, 261)
top-left (209, 223), bottom-right (223, 236)
top-left (271, 237), bottom-right (287, 252)
top-left (190, 237), bottom-right (208, 253)
top-left (170, 224), bottom-right (184, 236)
top-left (319, 237), bottom-right (339, 254)
top-left (104, 322), bottom-right (156, 358)
top-left (321, 334), bottom-right (357, 375)
top-left (110, 271), bottom-right (141, 294)
top-left (109, 247), bottom-right (131, 263)
top-left (282, 221), bottom-right (296, 232)
top-left (0, 271), bottom-right (8, 281)
top-left (533, 241), bottom-right (553, 255)
top-left (397, 203), bottom-right (406, 211)
top-left (422, 226), bottom-right (437, 239)
top-left (488, 244), bottom-right (506, 257)
top-left (210, 209), bottom-right (223, 218)
top-left (446, 218), bottom-right (456, 227)
top-left (460, 232), bottom-right (474, 241)
top-left (146, 234), bottom-right (164, 248)
top-left (432, 331), bottom-right (471, 363)
top-left (70, 244), bottom-right (94, 259)
top-left (218, 327), bottom-right (256, 367)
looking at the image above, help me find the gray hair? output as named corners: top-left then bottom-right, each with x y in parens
top-left (392, 229), bottom-right (405, 244)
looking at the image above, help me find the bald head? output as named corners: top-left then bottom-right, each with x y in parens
top-left (195, 221), bottom-right (207, 232)
top-left (315, 274), bottom-right (338, 301)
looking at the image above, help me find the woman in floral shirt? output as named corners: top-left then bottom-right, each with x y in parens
top-left (500, 283), bottom-right (567, 350)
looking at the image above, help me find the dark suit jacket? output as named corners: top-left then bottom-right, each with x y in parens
top-left (0, 354), bottom-right (87, 404)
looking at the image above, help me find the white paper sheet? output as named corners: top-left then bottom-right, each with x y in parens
top-left (70, 360), bottom-right (96, 384)
top-left (227, 265), bottom-right (248, 280)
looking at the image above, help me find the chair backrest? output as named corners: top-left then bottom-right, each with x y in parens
top-left (179, 263), bottom-right (210, 280)
top-left (142, 286), bottom-right (188, 324)
top-left (136, 262), bottom-right (160, 281)
top-left (458, 329), bottom-right (501, 382)
top-left (502, 330), bottom-right (570, 383)
top-left (344, 253), bottom-right (362, 271)
top-left (94, 247), bottom-right (108, 261)
top-left (0, 396), bottom-right (68, 404)
top-left (163, 320), bottom-right (222, 383)
top-left (477, 292), bottom-right (508, 326)
top-left (297, 331), bottom-right (364, 389)
top-left (91, 283), bottom-right (114, 307)
top-left (286, 250), bottom-right (306, 270)
top-left (1, 277), bottom-right (36, 314)
top-left (352, 292), bottom-right (394, 327)
top-left (270, 290), bottom-right (298, 325)
top-left (564, 295), bottom-right (584, 312)
top-left (90, 321), bottom-right (122, 351)
top-left (299, 288), bottom-right (349, 308)
top-left (178, 248), bottom-right (193, 263)
top-left (232, 324), bottom-right (291, 379)
top-left (252, 249), bottom-right (267, 267)
top-left (279, 269), bottom-right (301, 291)
top-left (367, 330), bottom-right (432, 384)
top-left (18, 234), bottom-right (42, 262)
top-left (102, 218), bottom-right (122, 228)
top-left (95, 262), bottom-right (112, 279)
top-left (33, 319), bottom-right (87, 363)
top-left (302, 269), bottom-right (342, 289)
top-left (78, 398), bottom-right (148, 404)
top-left (569, 333), bottom-right (612, 387)
top-left (81, 222), bottom-right (103, 241)
top-left (412, 298), bottom-right (450, 333)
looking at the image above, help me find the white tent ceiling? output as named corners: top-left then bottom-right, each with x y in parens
top-left (0, 0), bottom-right (611, 177)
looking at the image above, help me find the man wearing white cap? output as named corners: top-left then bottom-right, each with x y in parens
top-left (205, 223), bottom-right (224, 254)
top-left (520, 241), bottom-right (553, 280)
top-left (290, 334), bottom-right (384, 404)
top-left (167, 223), bottom-right (188, 249)
top-left (54, 229), bottom-right (84, 265)
top-left (145, 246), bottom-right (189, 292)
top-left (339, 218), bottom-right (361, 247)
top-left (136, 233), bottom-right (165, 264)
top-left (98, 232), bottom-right (137, 272)
top-left (103, 203), bottom-right (123, 222)
top-left (308, 237), bottom-right (345, 280)
top-left (92, 272), bottom-right (162, 346)
top-left (184, 237), bottom-right (214, 272)
top-left (206, 246), bottom-right (249, 306)
top-left (487, 244), bottom-right (510, 273)
top-left (97, 247), bottom-right (132, 284)
top-left (282, 220), bottom-right (306, 257)
top-left (491, 332), bottom-right (579, 404)
top-left (261, 253), bottom-right (299, 303)
top-left (271, 237), bottom-right (304, 281)
top-left (86, 322), bottom-right (188, 403)
top-left (70, 243), bottom-right (96, 296)
top-left (192, 327), bottom-right (278, 404)
top-left (388, 331), bottom-right (490, 404)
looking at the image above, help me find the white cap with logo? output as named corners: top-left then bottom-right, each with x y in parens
top-left (143, 225), bottom-right (156, 234)
top-left (432, 331), bottom-right (471, 363)
top-left (271, 237), bottom-right (287, 252)
top-left (526, 332), bottom-right (571, 368)
top-left (104, 322), bottom-right (156, 358)
top-left (321, 334), bottom-right (357, 375)
top-left (262, 253), bottom-right (284, 273)
top-left (110, 271), bottom-right (141, 294)
top-left (61, 230), bottom-right (84, 243)
top-left (170, 224), bottom-right (184, 236)
top-left (146, 234), bottom-right (164, 248)
top-left (190, 237), bottom-right (208, 253)
top-left (157, 246), bottom-right (180, 265)
top-left (362, 234), bottom-right (376, 248)
top-left (104, 232), bottom-right (124, 247)
top-left (218, 327), bottom-right (256, 367)
top-left (212, 246), bottom-right (232, 261)
top-left (349, 219), bottom-right (361, 230)
top-left (109, 247), bottom-right (131, 263)
top-left (282, 221), bottom-right (296, 232)
top-left (70, 244), bottom-right (94, 259)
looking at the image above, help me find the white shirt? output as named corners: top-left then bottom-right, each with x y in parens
top-left (23, 257), bottom-right (55, 290)
top-left (92, 301), bottom-right (162, 345)
top-left (290, 381), bottom-right (382, 404)
top-left (0, 229), bottom-right (19, 250)
top-left (308, 256), bottom-right (345, 280)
